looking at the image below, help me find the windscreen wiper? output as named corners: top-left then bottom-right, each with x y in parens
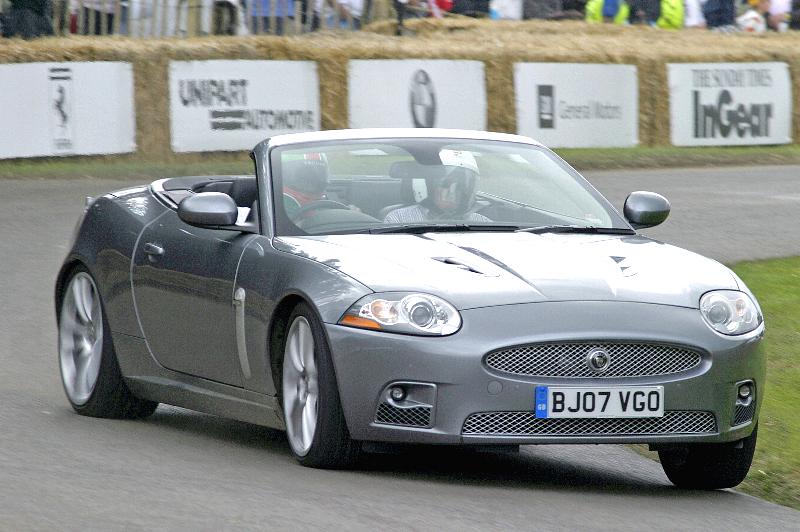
top-left (368, 223), bottom-right (520, 234)
top-left (516, 224), bottom-right (636, 235)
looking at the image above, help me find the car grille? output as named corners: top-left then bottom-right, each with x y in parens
top-left (485, 342), bottom-right (702, 378)
top-left (375, 403), bottom-right (432, 428)
top-left (462, 410), bottom-right (717, 436)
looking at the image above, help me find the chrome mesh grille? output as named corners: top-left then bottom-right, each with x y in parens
top-left (485, 343), bottom-right (702, 378)
top-left (376, 403), bottom-right (431, 427)
top-left (462, 411), bottom-right (717, 436)
top-left (733, 400), bottom-right (756, 426)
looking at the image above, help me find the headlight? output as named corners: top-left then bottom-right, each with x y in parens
top-left (700, 290), bottom-right (762, 335)
top-left (339, 293), bottom-right (461, 336)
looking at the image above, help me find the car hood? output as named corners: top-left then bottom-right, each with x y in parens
top-left (273, 232), bottom-right (738, 310)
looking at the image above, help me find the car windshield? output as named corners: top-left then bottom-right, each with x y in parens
top-left (269, 138), bottom-right (628, 236)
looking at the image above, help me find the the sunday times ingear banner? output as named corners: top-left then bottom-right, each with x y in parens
top-left (348, 60), bottom-right (486, 130)
top-left (0, 62), bottom-right (135, 159)
top-left (668, 62), bottom-right (792, 146)
top-left (169, 60), bottom-right (320, 153)
top-left (514, 63), bottom-right (638, 148)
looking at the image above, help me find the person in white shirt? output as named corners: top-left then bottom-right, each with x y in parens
top-left (737, 0), bottom-right (771, 32)
top-left (384, 150), bottom-right (492, 224)
top-left (313, 0), bottom-right (364, 29)
top-left (684, 0), bottom-right (708, 27)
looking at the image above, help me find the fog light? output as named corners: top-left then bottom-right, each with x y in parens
top-left (389, 386), bottom-right (406, 402)
top-left (738, 383), bottom-right (752, 400)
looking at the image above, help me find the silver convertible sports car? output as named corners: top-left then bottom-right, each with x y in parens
top-left (56, 129), bottom-right (765, 488)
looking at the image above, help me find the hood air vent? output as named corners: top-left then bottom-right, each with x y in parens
top-left (432, 257), bottom-right (486, 275)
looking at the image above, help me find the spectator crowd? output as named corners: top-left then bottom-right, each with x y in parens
top-left (1, 0), bottom-right (799, 38)
top-left (587, 0), bottom-right (800, 30)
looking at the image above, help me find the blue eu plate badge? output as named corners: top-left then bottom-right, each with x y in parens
top-left (535, 386), bottom-right (548, 419)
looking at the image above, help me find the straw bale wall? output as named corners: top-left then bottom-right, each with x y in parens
top-left (2, 20), bottom-right (800, 161)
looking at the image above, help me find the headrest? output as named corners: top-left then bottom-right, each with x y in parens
top-left (389, 161), bottom-right (446, 180)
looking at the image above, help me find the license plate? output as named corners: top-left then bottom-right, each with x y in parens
top-left (535, 386), bottom-right (664, 419)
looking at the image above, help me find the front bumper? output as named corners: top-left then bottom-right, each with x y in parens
top-left (326, 301), bottom-right (765, 445)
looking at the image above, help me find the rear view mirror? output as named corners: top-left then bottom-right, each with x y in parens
top-left (623, 191), bottom-right (670, 229)
top-left (178, 192), bottom-right (238, 228)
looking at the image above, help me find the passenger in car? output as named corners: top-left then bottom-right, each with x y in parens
top-left (384, 150), bottom-right (491, 223)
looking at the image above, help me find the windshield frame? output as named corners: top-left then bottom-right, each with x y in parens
top-left (264, 137), bottom-right (631, 237)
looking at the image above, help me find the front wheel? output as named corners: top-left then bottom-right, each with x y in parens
top-left (281, 303), bottom-right (360, 468)
top-left (58, 266), bottom-right (158, 419)
top-left (658, 425), bottom-right (758, 489)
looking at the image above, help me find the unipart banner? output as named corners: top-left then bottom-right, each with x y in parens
top-left (668, 62), bottom-right (792, 146)
top-left (348, 60), bottom-right (486, 130)
top-left (0, 62), bottom-right (135, 159)
top-left (170, 60), bottom-right (320, 153)
top-left (515, 63), bottom-right (638, 148)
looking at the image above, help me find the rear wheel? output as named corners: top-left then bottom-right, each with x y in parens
top-left (58, 266), bottom-right (158, 419)
top-left (281, 303), bottom-right (360, 468)
top-left (658, 425), bottom-right (758, 489)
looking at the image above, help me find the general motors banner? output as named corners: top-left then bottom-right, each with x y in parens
top-left (515, 63), bottom-right (638, 148)
top-left (348, 60), bottom-right (486, 130)
top-left (668, 62), bottom-right (792, 146)
top-left (170, 60), bottom-right (320, 153)
top-left (0, 62), bottom-right (135, 159)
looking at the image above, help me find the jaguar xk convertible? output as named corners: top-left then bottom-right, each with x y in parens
top-left (56, 129), bottom-right (764, 488)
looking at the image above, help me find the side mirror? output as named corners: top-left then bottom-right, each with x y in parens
top-left (178, 192), bottom-right (238, 228)
top-left (623, 191), bottom-right (670, 229)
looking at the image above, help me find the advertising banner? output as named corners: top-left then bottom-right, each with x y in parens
top-left (668, 62), bottom-right (792, 146)
top-left (0, 62), bottom-right (135, 159)
top-left (348, 60), bottom-right (486, 130)
top-left (515, 63), bottom-right (638, 148)
top-left (170, 60), bottom-right (320, 153)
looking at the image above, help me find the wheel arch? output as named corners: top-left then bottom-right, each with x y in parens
top-left (268, 293), bottom-right (309, 399)
top-left (54, 255), bottom-right (94, 324)
top-left (267, 292), bottom-right (336, 401)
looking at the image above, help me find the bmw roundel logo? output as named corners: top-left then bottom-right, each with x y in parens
top-left (409, 69), bottom-right (437, 128)
top-left (587, 348), bottom-right (611, 373)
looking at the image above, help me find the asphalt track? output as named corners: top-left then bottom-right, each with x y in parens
top-left (1, 166), bottom-right (799, 531)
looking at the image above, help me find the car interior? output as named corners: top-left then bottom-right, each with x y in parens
top-left (154, 169), bottom-right (582, 235)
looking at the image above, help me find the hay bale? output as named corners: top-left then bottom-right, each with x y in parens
top-left (2, 22), bottom-right (800, 162)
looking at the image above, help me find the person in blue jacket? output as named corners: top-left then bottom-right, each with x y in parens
top-left (702, 0), bottom-right (735, 28)
top-left (250, 0), bottom-right (295, 34)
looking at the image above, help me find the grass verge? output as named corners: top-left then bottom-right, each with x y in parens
top-left (2, 144), bottom-right (800, 180)
top-left (633, 256), bottom-right (800, 510)
top-left (732, 257), bottom-right (800, 510)
top-left (558, 145), bottom-right (800, 171)
top-left (0, 154), bottom-right (252, 180)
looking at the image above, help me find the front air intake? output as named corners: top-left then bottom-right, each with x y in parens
top-left (733, 381), bottom-right (756, 426)
top-left (462, 411), bottom-right (717, 437)
top-left (376, 403), bottom-right (432, 427)
top-left (373, 381), bottom-right (436, 429)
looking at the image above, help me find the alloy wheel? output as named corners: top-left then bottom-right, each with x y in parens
top-left (282, 316), bottom-right (319, 456)
top-left (58, 272), bottom-right (104, 406)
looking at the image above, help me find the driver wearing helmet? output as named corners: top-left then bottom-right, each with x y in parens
top-left (283, 152), bottom-right (330, 216)
top-left (384, 150), bottom-right (491, 223)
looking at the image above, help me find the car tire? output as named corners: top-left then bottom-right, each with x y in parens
top-left (58, 266), bottom-right (158, 419)
top-left (281, 302), bottom-right (360, 469)
top-left (658, 424), bottom-right (758, 489)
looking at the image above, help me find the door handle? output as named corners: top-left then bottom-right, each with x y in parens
top-left (143, 243), bottom-right (164, 256)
